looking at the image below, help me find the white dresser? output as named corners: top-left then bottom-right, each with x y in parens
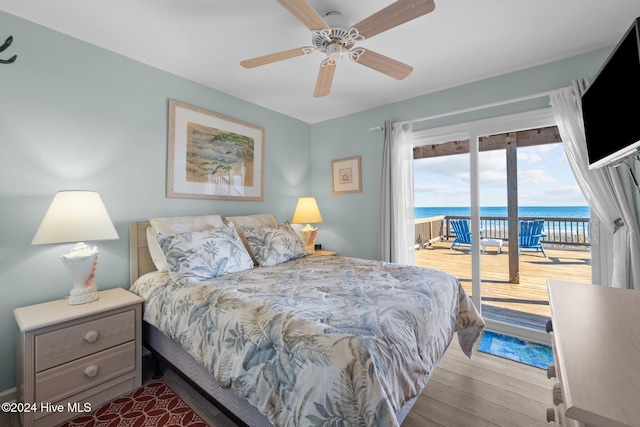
top-left (546, 280), bottom-right (640, 427)
top-left (14, 288), bottom-right (144, 427)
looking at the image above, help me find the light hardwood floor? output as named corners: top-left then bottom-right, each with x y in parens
top-left (156, 342), bottom-right (553, 427)
top-left (0, 342), bottom-right (552, 427)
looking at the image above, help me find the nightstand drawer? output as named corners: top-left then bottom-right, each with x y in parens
top-left (35, 341), bottom-right (135, 403)
top-left (35, 309), bottom-right (135, 372)
top-left (15, 288), bottom-right (143, 427)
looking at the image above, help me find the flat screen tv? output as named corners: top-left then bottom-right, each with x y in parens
top-left (582, 17), bottom-right (640, 169)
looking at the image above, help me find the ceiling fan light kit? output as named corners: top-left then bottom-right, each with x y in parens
top-left (241, 0), bottom-right (436, 97)
top-left (326, 43), bottom-right (343, 61)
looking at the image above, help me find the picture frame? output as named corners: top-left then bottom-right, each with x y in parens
top-left (167, 100), bottom-right (265, 201)
top-left (332, 156), bottom-right (362, 194)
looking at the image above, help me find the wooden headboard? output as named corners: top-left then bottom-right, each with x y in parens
top-left (129, 222), bottom-right (156, 285)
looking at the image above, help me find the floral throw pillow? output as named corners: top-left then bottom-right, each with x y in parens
top-left (147, 215), bottom-right (225, 272)
top-left (241, 223), bottom-right (306, 267)
top-left (157, 224), bottom-right (253, 285)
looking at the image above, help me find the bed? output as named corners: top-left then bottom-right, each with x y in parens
top-left (128, 215), bottom-right (484, 427)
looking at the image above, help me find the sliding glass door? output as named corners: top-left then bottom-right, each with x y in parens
top-left (413, 109), bottom-right (591, 342)
top-left (414, 151), bottom-right (472, 305)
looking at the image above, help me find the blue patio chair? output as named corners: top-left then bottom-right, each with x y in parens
top-left (450, 219), bottom-right (482, 250)
top-left (519, 220), bottom-right (547, 257)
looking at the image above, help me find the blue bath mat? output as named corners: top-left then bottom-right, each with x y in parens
top-left (478, 331), bottom-right (553, 369)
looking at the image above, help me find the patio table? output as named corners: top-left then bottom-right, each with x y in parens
top-left (481, 238), bottom-right (503, 253)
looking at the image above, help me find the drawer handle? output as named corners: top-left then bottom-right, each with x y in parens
top-left (546, 319), bottom-right (553, 333)
top-left (546, 364), bottom-right (556, 379)
top-left (83, 330), bottom-right (99, 343)
top-left (552, 383), bottom-right (563, 405)
top-left (84, 364), bottom-right (99, 378)
top-left (546, 408), bottom-right (555, 423)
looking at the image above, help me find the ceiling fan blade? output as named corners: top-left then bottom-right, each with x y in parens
top-left (277, 0), bottom-right (328, 30)
top-left (352, 48), bottom-right (413, 80)
top-left (314, 60), bottom-right (336, 97)
top-left (354, 0), bottom-right (435, 39)
top-left (240, 47), bottom-right (312, 68)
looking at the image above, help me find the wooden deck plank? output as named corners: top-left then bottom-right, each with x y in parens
top-left (414, 241), bottom-right (591, 318)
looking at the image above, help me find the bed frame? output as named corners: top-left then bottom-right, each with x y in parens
top-left (129, 221), bottom-right (417, 427)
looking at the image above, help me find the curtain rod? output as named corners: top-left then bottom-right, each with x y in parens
top-left (368, 89), bottom-right (556, 131)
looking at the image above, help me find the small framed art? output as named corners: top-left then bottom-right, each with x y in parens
top-left (167, 100), bottom-right (265, 201)
top-left (332, 156), bottom-right (362, 194)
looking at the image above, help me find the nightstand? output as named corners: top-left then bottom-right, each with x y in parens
top-left (14, 287), bottom-right (144, 427)
top-left (314, 249), bottom-right (337, 256)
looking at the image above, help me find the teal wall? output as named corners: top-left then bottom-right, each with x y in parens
top-left (310, 50), bottom-right (610, 260)
top-left (0, 11), bottom-right (311, 392)
top-left (0, 9), bottom-right (610, 392)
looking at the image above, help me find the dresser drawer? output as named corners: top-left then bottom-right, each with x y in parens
top-left (35, 309), bottom-right (135, 372)
top-left (35, 341), bottom-right (135, 403)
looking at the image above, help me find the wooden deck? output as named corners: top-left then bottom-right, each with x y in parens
top-left (415, 241), bottom-right (592, 322)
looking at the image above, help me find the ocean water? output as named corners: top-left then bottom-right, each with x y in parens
top-left (415, 206), bottom-right (590, 219)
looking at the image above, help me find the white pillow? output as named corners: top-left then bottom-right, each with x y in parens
top-left (157, 224), bottom-right (253, 285)
top-left (146, 227), bottom-right (168, 271)
top-left (241, 223), bottom-right (306, 267)
top-left (225, 214), bottom-right (277, 228)
top-left (147, 215), bottom-right (225, 272)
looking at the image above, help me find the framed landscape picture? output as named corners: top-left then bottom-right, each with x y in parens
top-left (332, 156), bottom-right (362, 194)
top-left (167, 100), bottom-right (264, 201)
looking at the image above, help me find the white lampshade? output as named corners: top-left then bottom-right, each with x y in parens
top-left (32, 191), bottom-right (119, 305)
top-left (291, 197), bottom-right (323, 225)
top-left (32, 191), bottom-right (119, 245)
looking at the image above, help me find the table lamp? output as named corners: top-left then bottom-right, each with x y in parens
top-left (32, 191), bottom-right (119, 305)
top-left (291, 197), bottom-right (323, 254)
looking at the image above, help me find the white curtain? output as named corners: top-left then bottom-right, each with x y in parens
top-left (550, 79), bottom-right (640, 289)
top-left (378, 120), bottom-right (415, 264)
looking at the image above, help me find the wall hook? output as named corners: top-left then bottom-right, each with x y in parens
top-left (1, 35), bottom-right (17, 64)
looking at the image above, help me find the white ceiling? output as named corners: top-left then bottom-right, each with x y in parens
top-left (2, 0), bottom-right (640, 123)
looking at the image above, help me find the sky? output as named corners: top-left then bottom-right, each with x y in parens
top-left (413, 143), bottom-right (588, 207)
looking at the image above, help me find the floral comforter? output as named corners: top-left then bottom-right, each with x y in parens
top-left (130, 255), bottom-right (484, 427)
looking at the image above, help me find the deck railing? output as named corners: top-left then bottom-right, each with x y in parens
top-left (415, 215), bottom-right (591, 247)
top-left (415, 216), bottom-right (446, 248)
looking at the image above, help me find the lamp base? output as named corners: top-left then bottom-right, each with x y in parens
top-left (299, 224), bottom-right (318, 254)
top-left (61, 242), bottom-right (100, 305)
top-left (68, 284), bottom-right (99, 305)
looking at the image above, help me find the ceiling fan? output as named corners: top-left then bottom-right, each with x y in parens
top-left (240, 0), bottom-right (436, 97)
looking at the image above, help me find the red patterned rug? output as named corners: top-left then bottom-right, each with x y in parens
top-left (60, 381), bottom-right (208, 427)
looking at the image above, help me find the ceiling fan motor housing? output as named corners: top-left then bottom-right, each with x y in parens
top-left (311, 11), bottom-right (362, 57)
